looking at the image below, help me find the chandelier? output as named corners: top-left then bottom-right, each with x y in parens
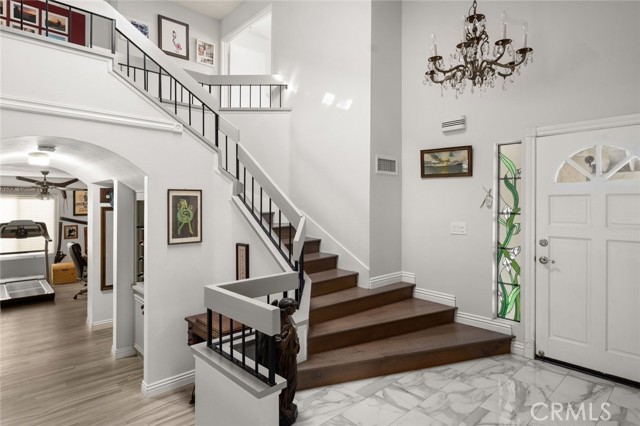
top-left (424, 0), bottom-right (533, 96)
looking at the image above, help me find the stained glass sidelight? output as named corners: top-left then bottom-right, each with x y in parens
top-left (497, 143), bottom-right (522, 321)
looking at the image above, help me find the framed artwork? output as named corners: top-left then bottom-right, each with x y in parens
top-left (47, 32), bottom-right (67, 42)
top-left (41, 10), bottom-right (67, 33)
top-left (236, 243), bottom-right (249, 280)
top-left (11, 22), bottom-right (37, 33)
top-left (158, 15), bottom-right (189, 60)
top-left (64, 225), bottom-right (78, 239)
top-left (420, 145), bottom-right (473, 178)
top-left (73, 190), bottom-right (88, 216)
top-left (129, 17), bottom-right (150, 39)
top-left (0, 19), bottom-right (6, 27)
top-left (168, 189), bottom-right (201, 245)
top-left (196, 39), bottom-right (215, 67)
top-left (0, 0), bottom-right (6, 18)
top-left (10, 1), bottom-right (38, 25)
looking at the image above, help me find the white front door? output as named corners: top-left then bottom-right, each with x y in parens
top-left (535, 124), bottom-right (640, 381)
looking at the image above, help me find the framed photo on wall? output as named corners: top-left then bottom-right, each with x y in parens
top-left (168, 189), bottom-right (201, 245)
top-left (41, 10), bottom-right (68, 33)
top-left (158, 15), bottom-right (189, 60)
top-left (73, 190), bottom-right (88, 216)
top-left (129, 17), bottom-right (150, 39)
top-left (236, 243), bottom-right (249, 280)
top-left (64, 225), bottom-right (78, 239)
top-left (420, 145), bottom-right (473, 178)
top-left (10, 1), bottom-right (38, 26)
top-left (196, 39), bottom-right (214, 67)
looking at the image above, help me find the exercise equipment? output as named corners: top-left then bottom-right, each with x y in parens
top-left (0, 220), bottom-right (55, 307)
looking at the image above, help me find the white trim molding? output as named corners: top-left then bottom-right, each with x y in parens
top-left (0, 94), bottom-right (183, 134)
top-left (401, 271), bottom-right (416, 284)
top-left (511, 341), bottom-right (525, 357)
top-left (369, 272), bottom-right (404, 289)
top-left (141, 370), bottom-right (195, 398)
top-left (413, 287), bottom-right (456, 307)
top-left (455, 311), bottom-right (512, 336)
top-left (134, 343), bottom-right (144, 356)
top-left (87, 318), bottom-right (113, 328)
top-left (112, 346), bottom-right (137, 359)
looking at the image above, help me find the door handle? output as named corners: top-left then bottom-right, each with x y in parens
top-left (539, 256), bottom-right (555, 265)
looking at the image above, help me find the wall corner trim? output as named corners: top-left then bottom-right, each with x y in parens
top-left (112, 346), bottom-right (137, 359)
top-left (141, 370), bottom-right (195, 398)
top-left (369, 272), bottom-right (404, 289)
top-left (413, 287), bottom-right (455, 307)
top-left (511, 341), bottom-right (525, 357)
top-left (401, 271), bottom-right (416, 284)
top-left (455, 311), bottom-right (512, 335)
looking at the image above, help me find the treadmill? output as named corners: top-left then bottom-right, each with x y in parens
top-left (0, 220), bottom-right (55, 307)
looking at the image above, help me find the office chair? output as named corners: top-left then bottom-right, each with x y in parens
top-left (67, 242), bottom-right (88, 299)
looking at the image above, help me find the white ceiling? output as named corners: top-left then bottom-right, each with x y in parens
top-left (0, 136), bottom-right (145, 192)
top-left (170, 0), bottom-right (242, 20)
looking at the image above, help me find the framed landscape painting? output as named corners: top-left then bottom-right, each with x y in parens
top-left (420, 145), bottom-right (473, 178)
top-left (168, 189), bottom-right (201, 245)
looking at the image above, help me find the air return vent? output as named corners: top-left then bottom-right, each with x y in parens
top-left (442, 115), bottom-right (466, 133)
top-left (376, 155), bottom-right (398, 175)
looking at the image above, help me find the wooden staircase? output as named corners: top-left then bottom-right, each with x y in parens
top-left (270, 224), bottom-right (513, 390)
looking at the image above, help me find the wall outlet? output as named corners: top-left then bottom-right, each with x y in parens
top-left (450, 222), bottom-right (467, 235)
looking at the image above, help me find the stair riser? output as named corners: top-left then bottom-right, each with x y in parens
top-left (304, 256), bottom-right (338, 274)
top-left (308, 310), bottom-right (455, 354)
top-left (310, 286), bottom-right (414, 325)
top-left (298, 338), bottom-right (512, 390)
top-left (272, 226), bottom-right (296, 240)
top-left (310, 275), bottom-right (358, 297)
top-left (286, 240), bottom-right (321, 255)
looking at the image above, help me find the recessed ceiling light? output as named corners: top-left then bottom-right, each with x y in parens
top-left (28, 152), bottom-right (50, 166)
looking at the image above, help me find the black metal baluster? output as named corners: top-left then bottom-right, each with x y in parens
top-left (188, 94), bottom-right (192, 126)
top-left (202, 103), bottom-right (205, 137)
top-left (214, 113), bottom-right (219, 147)
top-left (133, 68), bottom-right (137, 83)
top-left (20, 0), bottom-right (23, 30)
top-left (143, 56), bottom-right (148, 91)
top-left (259, 85), bottom-right (263, 108)
top-left (243, 168), bottom-right (247, 202)
top-left (260, 188), bottom-right (263, 225)
top-left (44, 0), bottom-right (49, 37)
top-left (111, 20), bottom-right (115, 54)
top-left (241, 324), bottom-right (246, 367)
top-left (126, 40), bottom-right (130, 77)
top-left (225, 136), bottom-right (228, 171)
top-left (278, 211), bottom-right (282, 249)
top-left (294, 261), bottom-right (300, 303)
top-left (207, 309), bottom-right (212, 347)
top-left (218, 313), bottom-right (223, 348)
top-left (174, 80), bottom-right (178, 115)
top-left (288, 223), bottom-right (292, 262)
top-left (251, 177), bottom-right (255, 214)
top-left (268, 336), bottom-right (276, 385)
top-left (89, 14), bottom-right (93, 48)
top-left (254, 331), bottom-right (259, 373)
top-left (269, 199), bottom-right (273, 231)
top-left (235, 145), bottom-right (239, 180)
top-left (229, 318), bottom-right (234, 359)
top-left (269, 85), bottom-right (272, 108)
top-left (158, 69), bottom-right (163, 102)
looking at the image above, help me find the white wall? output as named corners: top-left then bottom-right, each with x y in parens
top-left (401, 1), bottom-right (640, 339)
top-left (0, 32), bottom-right (282, 388)
top-left (229, 30), bottom-right (271, 75)
top-left (370, 1), bottom-right (402, 279)
top-left (271, 1), bottom-right (373, 269)
top-left (114, 0), bottom-right (221, 74)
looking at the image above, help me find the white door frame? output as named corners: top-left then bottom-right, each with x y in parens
top-left (522, 113), bottom-right (640, 360)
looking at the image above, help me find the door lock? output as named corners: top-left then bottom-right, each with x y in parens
top-left (539, 239), bottom-right (548, 247)
top-left (539, 256), bottom-right (555, 265)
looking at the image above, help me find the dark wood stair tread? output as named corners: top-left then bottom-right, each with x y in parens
top-left (304, 252), bottom-right (338, 262)
top-left (308, 268), bottom-right (358, 283)
top-left (311, 282), bottom-right (414, 311)
top-left (300, 322), bottom-right (512, 370)
top-left (309, 298), bottom-right (455, 339)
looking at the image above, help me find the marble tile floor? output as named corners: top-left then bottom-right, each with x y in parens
top-left (294, 354), bottom-right (640, 426)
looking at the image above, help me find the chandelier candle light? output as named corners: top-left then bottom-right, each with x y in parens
top-left (424, 0), bottom-right (534, 96)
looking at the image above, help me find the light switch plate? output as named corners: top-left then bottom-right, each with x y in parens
top-left (450, 222), bottom-right (467, 235)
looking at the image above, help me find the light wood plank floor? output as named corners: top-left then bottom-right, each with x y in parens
top-left (0, 283), bottom-right (195, 426)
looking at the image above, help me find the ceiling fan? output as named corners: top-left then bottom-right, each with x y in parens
top-left (16, 171), bottom-right (80, 199)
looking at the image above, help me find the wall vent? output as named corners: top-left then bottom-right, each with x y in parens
top-left (442, 115), bottom-right (466, 133)
top-left (376, 155), bottom-right (398, 175)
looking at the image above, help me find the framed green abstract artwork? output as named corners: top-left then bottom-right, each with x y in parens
top-left (168, 189), bottom-right (202, 245)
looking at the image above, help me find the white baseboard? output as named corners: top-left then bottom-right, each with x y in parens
top-left (413, 288), bottom-right (456, 307)
top-left (112, 346), bottom-right (137, 359)
top-left (87, 318), bottom-right (113, 328)
top-left (511, 341), bottom-right (525, 356)
top-left (141, 370), bottom-right (195, 398)
top-left (369, 272), bottom-right (404, 289)
top-left (134, 343), bottom-right (144, 357)
top-left (401, 271), bottom-right (416, 284)
top-left (455, 311), bottom-right (512, 335)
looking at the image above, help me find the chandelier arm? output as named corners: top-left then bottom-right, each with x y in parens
top-left (486, 52), bottom-right (529, 70)
top-left (432, 62), bottom-right (467, 76)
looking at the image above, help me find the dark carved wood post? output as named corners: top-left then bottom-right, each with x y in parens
top-left (276, 298), bottom-right (300, 426)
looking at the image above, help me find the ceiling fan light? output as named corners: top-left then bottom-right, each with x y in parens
top-left (28, 152), bottom-right (50, 166)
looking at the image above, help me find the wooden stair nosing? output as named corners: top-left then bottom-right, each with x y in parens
top-left (310, 282), bottom-right (414, 325)
top-left (309, 269), bottom-right (358, 297)
top-left (285, 237), bottom-right (321, 254)
top-left (308, 308), bottom-right (455, 354)
top-left (298, 335), bottom-right (512, 390)
top-left (303, 252), bottom-right (339, 274)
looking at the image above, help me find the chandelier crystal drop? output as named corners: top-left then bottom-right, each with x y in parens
top-left (424, 0), bottom-right (533, 97)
